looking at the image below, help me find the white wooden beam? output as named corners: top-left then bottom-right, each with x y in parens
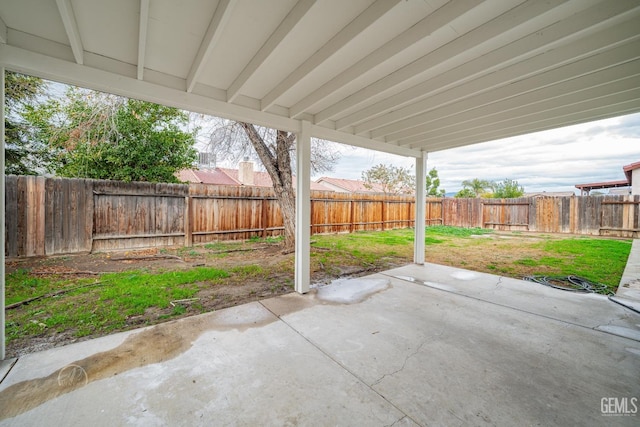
top-left (288, 0), bottom-right (483, 118)
top-left (395, 61), bottom-right (640, 145)
top-left (391, 51), bottom-right (640, 143)
top-left (419, 97), bottom-right (640, 152)
top-left (0, 16), bottom-right (7, 44)
top-left (186, 0), bottom-right (236, 93)
top-left (414, 151), bottom-right (426, 265)
top-left (414, 88), bottom-right (640, 148)
top-left (422, 102), bottom-right (640, 153)
top-left (137, 0), bottom-right (150, 81)
top-left (260, 0), bottom-right (401, 111)
top-left (227, 0), bottom-right (315, 103)
top-left (314, 0), bottom-right (566, 125)
top-left (359, 18), bottom-right (640, 138)
top-left (310, 124), bottom-right (420, 158)
top-left (407, 81), bottom-right (640, 147)
top-left (1, 66), bottom-right (5, 359)
top-left (55, 0), bottom-right (84, 65)
top-left (0, 43), bottom-right (419, 160)
top-left (295, 120), bottom-right (312, 294)
top-left (336, 0), bottom-right (640, 131)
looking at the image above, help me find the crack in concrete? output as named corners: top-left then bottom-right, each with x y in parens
top-left (372, 339), bottom-right (428, 387)
top-left (386, 415), bottom-right (407, 427)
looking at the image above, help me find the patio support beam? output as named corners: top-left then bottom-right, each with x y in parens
top-left (55, 0), bottom-right (84, 65)
top-left (260, 0), bottom-right (401, 112)
top-left (288, 0), bottom-right (482, 118)
top-left (137, 0), bottom-right (150, 81)
top-left (227, 0), bottom-right (315, 103)
top-left (1, 67), bottom-right (5, 359)
top-left (295, 120), bottom-right (311, 293)
top-left (0, 16), bottom-right (7, 44)
top-left (186, 0), bottom-right (236, 93)
top-left (357, 15), bottom-right (640, 138)
top-left (316, 0), bottom-right (566, 126)
top-left (333, 0), bottom-right (640, 131)
top-left (414, 151), bottom-right (426, 265)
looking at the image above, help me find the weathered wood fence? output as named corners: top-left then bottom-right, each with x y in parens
top-left (5, 176), bottom-right (639, 257)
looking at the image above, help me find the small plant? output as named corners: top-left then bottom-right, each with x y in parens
top-left (172, 305), bottom-right (187, 316)
top-left (248, 235), bottom-right (263, 243)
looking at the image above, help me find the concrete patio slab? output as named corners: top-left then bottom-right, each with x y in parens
top-left (1, 264), bottom-right (639, 426)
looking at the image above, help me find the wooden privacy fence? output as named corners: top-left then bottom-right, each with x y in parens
top-left (5, 175), bottom-right (639, 257)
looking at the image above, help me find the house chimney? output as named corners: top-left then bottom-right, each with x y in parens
top-left (238, 157), bottom-right (254, 185)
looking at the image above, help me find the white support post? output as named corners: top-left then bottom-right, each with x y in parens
top-left (414, 151), bottom-right (427, 265)
top-left (295, 120), bottom-right (311, 293)
top-left (1, 67), bottom-right (5, 359)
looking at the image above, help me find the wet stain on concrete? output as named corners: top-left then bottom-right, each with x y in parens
top-left (260, 292), bottom-right (318, 317)
top-left (315, 278), bottom-right (391, 305)
top-left (0, 306), bottom-right (275, 420)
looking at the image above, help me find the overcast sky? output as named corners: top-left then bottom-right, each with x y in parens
top-left (318, 112), bottom-right (640, 194)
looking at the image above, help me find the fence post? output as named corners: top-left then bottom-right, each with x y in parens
top-left (350, 200), bottom-right (355, 233)
top-left (261, 196), bottom-right (268, 238)
top-left (184, 195), bottom-right (192, 247)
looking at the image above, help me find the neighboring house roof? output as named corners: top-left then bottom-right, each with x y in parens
top-left (316, 177), bottom-right (386, 193)
top-left (623, 160), bottom-right (640, 182)
top-left (574, 179), bottom-right (630, 192)
top-left (177, 168), bottom-right (239, 185)
top-left (177, 168), bottom-right (330, 191)
top-left (216, 167), bottom-right (274, 187)
top-left (524, 191), bottom-right (576, 197)
top-left (575, 160), bottom-right (639, 193)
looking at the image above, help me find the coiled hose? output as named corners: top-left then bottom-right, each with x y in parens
top-left (523, 275), bottom-right (611, 295)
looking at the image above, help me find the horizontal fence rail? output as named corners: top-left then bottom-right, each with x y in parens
top-left (4, 176), bottom-right (639, 257)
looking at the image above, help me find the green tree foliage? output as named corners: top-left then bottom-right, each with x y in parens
top-left (426, 167), bottom-right (445, 197)
top-left (459, 178), bottom-right (494, 197)
top-left (492, 178), bottom-right (525, 198)
top-left (454, 188), bottom-right (476, 198)
top-left (361, 163), bottom-right (415, 194)
top-left (4, 71), bottom-right (51, 174)
top-left (29, 88), bottom-right (197, 182)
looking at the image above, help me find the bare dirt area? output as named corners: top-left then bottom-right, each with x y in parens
top-left (5, 243), bottom-right (297, 357)
top-left (5, 230), bottom-right (630, 357)
top-left (6, 239), bottom-right (400, 357)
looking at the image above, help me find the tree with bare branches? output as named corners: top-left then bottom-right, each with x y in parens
top-left (199, 117), bottom-right (340, 251)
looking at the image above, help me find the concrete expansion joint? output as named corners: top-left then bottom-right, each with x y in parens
top-left (0, 358), bottom-right (18, 384)
top-left (372, 339), bottom-right (428, 387)
top-left (258, 300), bottom-right (422, 425)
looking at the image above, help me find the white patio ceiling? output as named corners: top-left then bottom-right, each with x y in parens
top-left (1, 0), bottom-right (639, 157)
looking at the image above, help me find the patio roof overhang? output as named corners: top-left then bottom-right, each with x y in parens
top-left (1, 0), bottom-right (639, 154)
top-left (1, 0), bottom-right (640, 358)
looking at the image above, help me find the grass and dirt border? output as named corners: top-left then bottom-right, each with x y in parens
top-left (4, 226), bottom-right (633, 357)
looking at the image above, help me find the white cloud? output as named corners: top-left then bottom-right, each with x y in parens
top-left (325, 112), bottom-right (640, 194)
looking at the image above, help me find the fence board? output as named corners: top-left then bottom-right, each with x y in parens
top-left (16, 176), bottom-right (27, 257)
top-left (5, 176), bottom-right (17, 257)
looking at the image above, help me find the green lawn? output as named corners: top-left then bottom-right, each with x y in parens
top-left (5, 226), bottom-right (632, 351)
